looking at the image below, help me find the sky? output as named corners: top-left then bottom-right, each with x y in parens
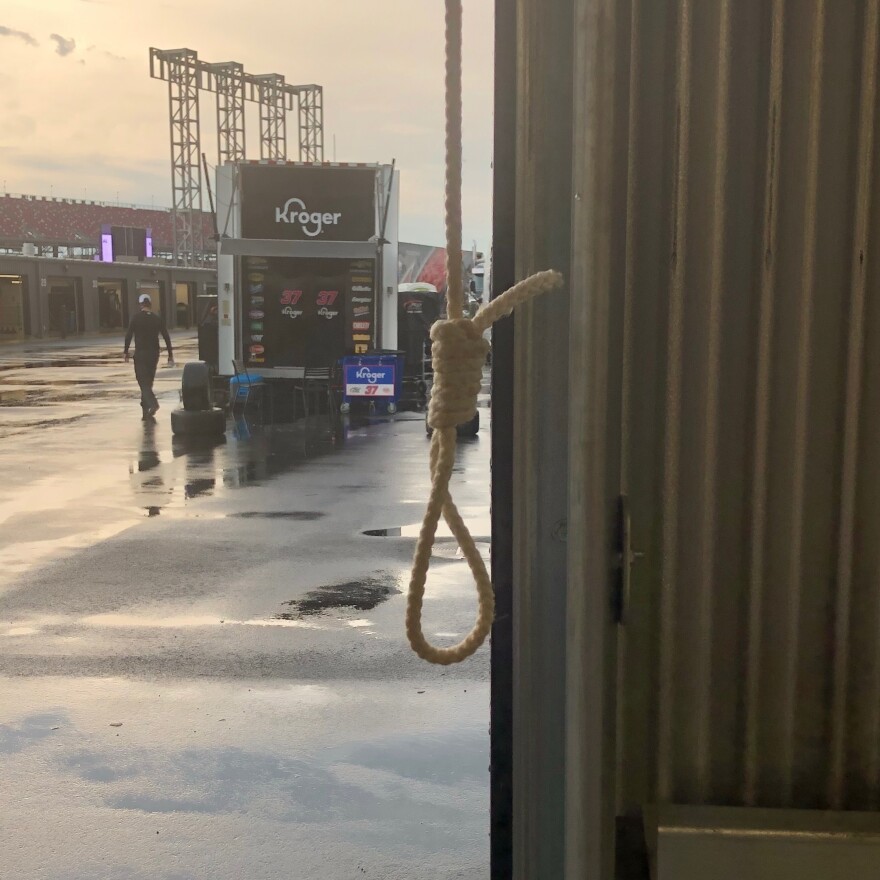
top-left (0, 0), bottom-right (495, 249)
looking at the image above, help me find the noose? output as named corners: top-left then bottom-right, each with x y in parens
top-left (405, 0), bottom-right (563, 665)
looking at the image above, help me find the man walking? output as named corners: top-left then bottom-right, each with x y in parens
top-left (124, 293), bottom-right (174, 419)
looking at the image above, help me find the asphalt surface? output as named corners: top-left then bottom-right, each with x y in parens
top-left (0, 334), bottom-right (491, 879)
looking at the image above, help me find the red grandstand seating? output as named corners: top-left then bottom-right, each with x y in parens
top-left (0, 194), bottom-right (215, 252)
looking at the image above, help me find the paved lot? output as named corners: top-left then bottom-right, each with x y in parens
top-left (0, 335), bottom-right (490, 879)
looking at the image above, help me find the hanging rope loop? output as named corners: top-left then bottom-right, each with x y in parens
top-left (405, 0), bottom-right (564, 665)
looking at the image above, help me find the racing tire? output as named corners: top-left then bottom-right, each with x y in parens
top-left (181, 361), bottom-right (212, 412)
top-left (425, 410), bottom-right (480, 438)
top-left (171, 407), bottom-right (226, 437)
top-left (459, 410), bottom-right (480, 437)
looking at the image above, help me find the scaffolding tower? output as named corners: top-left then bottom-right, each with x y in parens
top-left (150, 48), bottom-right (326, 261)
top-left (149, 48), bottom-right (205, 267)
top-left (206, 62), bottom-right (246, 165)
top-left (246, 74), bottom-right (291, 160)
top-left (297, 86), bottom-right (324, 163)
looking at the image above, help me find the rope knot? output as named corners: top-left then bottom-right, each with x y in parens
top-left (428, 318), bottom-right (490, 430)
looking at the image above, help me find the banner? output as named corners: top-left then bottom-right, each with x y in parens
top-left (240, 165), bottom-right (376, 242)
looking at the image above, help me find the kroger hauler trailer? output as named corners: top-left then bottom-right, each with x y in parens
top-left (214, 161), bottom-right (399, 380)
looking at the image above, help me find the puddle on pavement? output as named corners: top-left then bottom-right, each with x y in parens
top-left (431, 541), bottom-right (491, 561)
top-left (1, 378), bottom-right (105, 386)
top-left (363, 524), bottom-right (490, 542)
top-left (362, 525), bottom-right (491, 561)
top-left (132, 421), bottom-right (351, 516)
top-left (277, 574), bottom-right (401, 619)
top-left (229, 511), bottom-right (326, 521)
top-left (0, 355), bottom-right (122, 372)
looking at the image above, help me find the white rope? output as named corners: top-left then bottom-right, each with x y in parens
top-left (405, 0), bottom-right (563, 665)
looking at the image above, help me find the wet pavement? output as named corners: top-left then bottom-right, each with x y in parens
top-left (0, 336), bottom-right (490, 879)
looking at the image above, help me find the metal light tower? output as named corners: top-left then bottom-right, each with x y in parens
top-left (151, 48), bottom-right (327, 251)
top-left (248, 74), bottom-right (291, 160)
top-left (297, 86), bottom-right (324, 162)
top-left (149, 48), bottom-right (205, 267)
top-left (207, 62), bottom-right (246, 165)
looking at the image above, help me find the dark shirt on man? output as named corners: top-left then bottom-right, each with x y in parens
top-left (124, 310), bottom-right (173, 357)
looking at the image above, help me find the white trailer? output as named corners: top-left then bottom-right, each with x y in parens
top-left (214, 161), bottom-right (399, 378)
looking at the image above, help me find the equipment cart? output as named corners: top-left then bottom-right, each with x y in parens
top-left (339, 352), bottom-right (404, 415)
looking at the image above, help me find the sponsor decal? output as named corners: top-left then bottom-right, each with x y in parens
top-left (354, 366), bottom-right (385, 382)
top-left (250, 334), bottom-right (264, 342)
top-left (352, 321), bottom-right (370, 331)
top-left (250, 296), bottom-right (264, 305)
top-left (353, 334), bottom-right (371, 342)
top-left (353, 306), bottom-right (370, 317)
top-left (345, 385), bottom-right (395, 396)
top-left (249, 344), bottom-right (265, 355)
top-left (355, 344), bottom-right (368, 354)
top-left (280, 290), bottom-right (303, 305)
top-left (282, 306), bottom-right (304, 319)
top-left (351, 284), bottom-right (372, 293)
top-left (343, 363), bottom-right (396, 397)
top-left (274, 197), bottom-right (342, 237)
top-left (250, 322), bottom-right (263, 331)
top-left (351, 296), bottom-right (373, 304)
top-left (249, 283), bottom-right (264, 294)
top-left (248, 273), bottom-right (265, 283)
top-left (317, 307), bottom-right (339, 319)
top-left (350, 276), bottom-right (372, 284)
top-left (249, 309), bottom-right (265, 319)
top-left (249, 356), bottom-right (266, 364)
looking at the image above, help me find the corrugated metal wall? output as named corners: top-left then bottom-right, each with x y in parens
top-left (612, 0), bottom-right (880, 815)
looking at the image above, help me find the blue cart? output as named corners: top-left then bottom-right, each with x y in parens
top-left (339, 352), bottom-right (404, 415)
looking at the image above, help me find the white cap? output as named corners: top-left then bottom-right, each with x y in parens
top-left (138, 293), bottom-right (151, 304)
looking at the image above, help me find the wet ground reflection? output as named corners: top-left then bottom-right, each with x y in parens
top-left (277, 574), bottom-right (402, 619)
top-left (131, 413), bottom-right (380, 516)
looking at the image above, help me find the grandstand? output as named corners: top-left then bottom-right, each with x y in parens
top-left (0, 193), bottom-right (216, 261)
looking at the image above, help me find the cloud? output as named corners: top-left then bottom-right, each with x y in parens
top-left (50, 34), bottom-right (76, 57)
top-left (0, 25), bottom-right (37, 46)
top-left (85, 44), bottom-right (125, 61)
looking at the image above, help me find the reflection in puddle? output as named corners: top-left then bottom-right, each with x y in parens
top-left (133, 419), bottom-right (350, 517)
top-left (278, 574), bottom-right (401, 619)
top-left (362, 525), bottom-right (491, 561)
top-left (431, 541), bottom-right (491, 561)
top-left (229, 511), bottom-right (325, 521)
top-left (363, 524), bottom-right (490, 541)
top-left (78, 613), bottom-right (323, 630)
top-left (185, 478), bottom-right (215, 499)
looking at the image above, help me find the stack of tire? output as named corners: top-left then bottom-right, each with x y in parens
top-left (171, 361), bottom-right (227, 437)
top-left (425, 409), bottom-right (480, 438)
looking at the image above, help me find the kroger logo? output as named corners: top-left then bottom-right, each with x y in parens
top-left (355, 367), bottom-right (386, 382)
top-left (275, 198), bottom-right (342, 237)
top-left (317, 308), bottom-right (339, 319)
